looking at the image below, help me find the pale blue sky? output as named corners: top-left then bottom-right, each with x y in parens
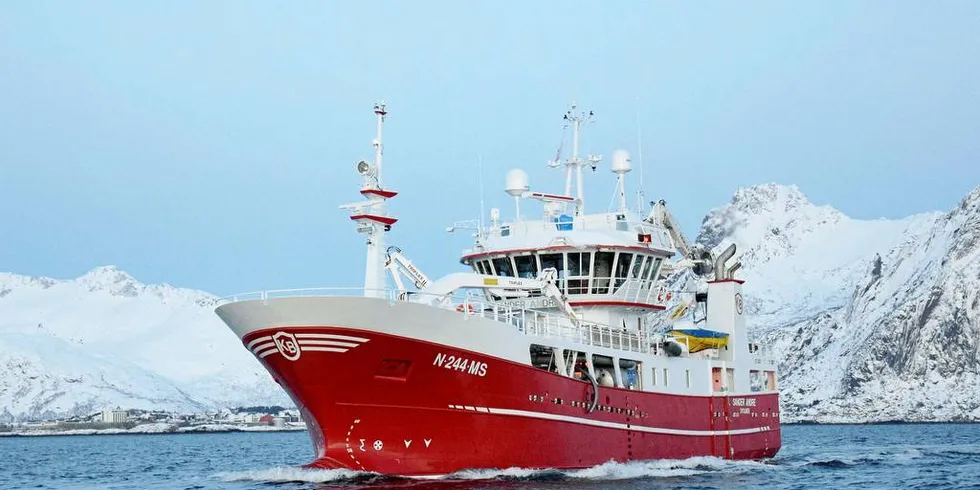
top-left (1, 2), bottom-right (978, 296)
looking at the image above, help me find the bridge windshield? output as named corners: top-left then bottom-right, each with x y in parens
top-left (470, 250), bottom-right (665, 297)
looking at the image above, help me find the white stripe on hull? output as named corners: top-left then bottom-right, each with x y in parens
top-left (299, 339), bottom-right (361, 348)
top-left (448, 405), bottom-right (772, 437)
top-left (295, 333), bottom-right (370, 342)
top-left (245, 336), bottom-right (272, 350)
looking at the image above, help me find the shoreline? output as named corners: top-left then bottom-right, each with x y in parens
top-left (0, 422), bottom-right (308, 438)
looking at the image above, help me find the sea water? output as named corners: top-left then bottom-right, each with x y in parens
top-left (1, 424), bottom-right (978, 489)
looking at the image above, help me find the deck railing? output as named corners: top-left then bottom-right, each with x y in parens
top-left (217, 287), bottom-right (774, 363)
top-left (468, 214), bottom-right (674, 251)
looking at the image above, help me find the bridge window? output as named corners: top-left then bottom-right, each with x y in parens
top-left (492, 257), bottom-right (514, 277)
top-left (631, 255), bottom-right (646, 279)
top-left (592, 251), bottom-right (614, 294)
top-left (474, 261), bottom-right (488, 275)
top-left (614, 253), bottom-right (633, 289)
top-left (566, 252), bottom-right (592, 295)
top-left (514, 254), bottom-right (538, 279)
top-left (648, 257), bottom-right (663, 282)
top-left (640, 257), bottom-right (655, 286)
top-left (538, 253), bottom-right (564, 277)
top-left (567, 252), bottom-right (591, 276)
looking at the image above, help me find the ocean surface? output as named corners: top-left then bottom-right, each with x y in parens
top-left (1, 424), bottom-right (978, 489)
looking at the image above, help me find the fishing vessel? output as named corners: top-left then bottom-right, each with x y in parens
top-left (215, 102), bottom-right (781, 476)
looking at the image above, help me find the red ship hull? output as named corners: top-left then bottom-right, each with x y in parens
top-left (244, 326), bottom-right (781, 476)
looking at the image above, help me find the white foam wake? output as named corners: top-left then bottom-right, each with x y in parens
top-left (215, 466), bottom-right (372, 483)
top-left (447, 456), bottom-right (772, 481)
top-left (215, 457), bottom-right (774, 484)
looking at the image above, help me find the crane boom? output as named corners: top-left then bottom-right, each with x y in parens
top-left (646, 199), bottom-right (692, 257)
top-left (385, 246), bottom-right (431, 294)
top-left (645, 199), bottom-right (716, 278)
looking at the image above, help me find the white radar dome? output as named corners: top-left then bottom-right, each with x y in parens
top-left (611, 150), bottom-right (632, 174)
top-left (505, 169), bottom-right (530, 197)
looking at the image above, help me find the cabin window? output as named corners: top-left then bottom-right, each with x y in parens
top-left (685, 369), bottom-right (691, 388)
top-left (647, 257), bottom-right (663, 282)
top-left (651, 367), bottom-right (658, 386)
top-left (514, 254), bottom-right (538, 279)
top-left (631, 255), bottom-right (646, 280)
top-left (620, 359), bottom-right (641, 389)
top-left (566, 252), bottom-right (592, 295)
top-left (662, 368), bottom-right (669, 387)
top-left (640, 257), bottom-right (656, 286)
top-left (592, 252), bottom-right (615, 294)
top-left (592, 354), bottom-right (617, 387)
top-left (492, 257), bottom-right (514, 277)
top-left (474, 261), bottom-right (487, 275)
top-left (567, 252), bottom-right (591, 276)
top-left (726, 368), bottom-right (735, 391)
top-left (538, 253), bottom-right (564, 277)
top-left (613, 253), bottom-right (632, 289)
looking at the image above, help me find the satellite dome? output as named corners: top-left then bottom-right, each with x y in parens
top-left (611, 150), bottom-right (631, 174)
top-left (505, 169), bottom-right (530, 197)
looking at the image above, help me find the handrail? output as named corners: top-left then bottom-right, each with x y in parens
top-left (216, 287), bottom-right (390, 304)
top-left (487, 215), bottom-right (672, 248)
top-left (216, 285), bottom-right (777, 364)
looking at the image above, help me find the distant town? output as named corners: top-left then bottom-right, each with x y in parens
top-left (0, 406), bottom-right (307, 436)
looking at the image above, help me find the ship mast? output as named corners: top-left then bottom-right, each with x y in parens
top-left (342, 102), bottom-right (398, 299)
top-left (562, 104), bottom-right (600, 216)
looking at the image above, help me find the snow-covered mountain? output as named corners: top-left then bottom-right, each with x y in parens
top-left (0, 267), bottom-right (288, 422)
top-left (696, 183), bottom-right (980, 423)
top-left (3, 183), bottom-right (978, 424)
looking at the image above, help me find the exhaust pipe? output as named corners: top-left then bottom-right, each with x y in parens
top-left (714, 243), bottom-right (736, 281)
top-left (726, 261), bottom-right (742, 279)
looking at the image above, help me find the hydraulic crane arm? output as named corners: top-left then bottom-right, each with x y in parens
top-left (385, 246), bottom-right (432, 296)
top-left (644, 200), bottom-right (715, 278)
top-left (646, 199), bottom-right (692, 257)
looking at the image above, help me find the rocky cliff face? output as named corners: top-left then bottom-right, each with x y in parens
top-left (698, 184), bottom-right (980, 422)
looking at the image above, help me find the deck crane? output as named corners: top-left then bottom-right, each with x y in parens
top-left (385, 246), bottom-right (432, 293)
top-left (644, 199), bottom-right (715, 278)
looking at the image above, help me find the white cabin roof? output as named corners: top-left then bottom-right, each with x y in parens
top-left (460, 211), bottom-right (676, 263)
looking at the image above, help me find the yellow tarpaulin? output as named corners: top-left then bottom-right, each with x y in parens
top-left (668, 328), bottom-right (729, 353)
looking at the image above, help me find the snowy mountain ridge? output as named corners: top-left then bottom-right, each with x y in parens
top-left (698, 183), bottom-right (980, 422)
top-left (0, 268), bottom-right (288, 422)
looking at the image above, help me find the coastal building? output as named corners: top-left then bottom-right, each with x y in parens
top-left (101, 408), bottom-right (129, 423)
